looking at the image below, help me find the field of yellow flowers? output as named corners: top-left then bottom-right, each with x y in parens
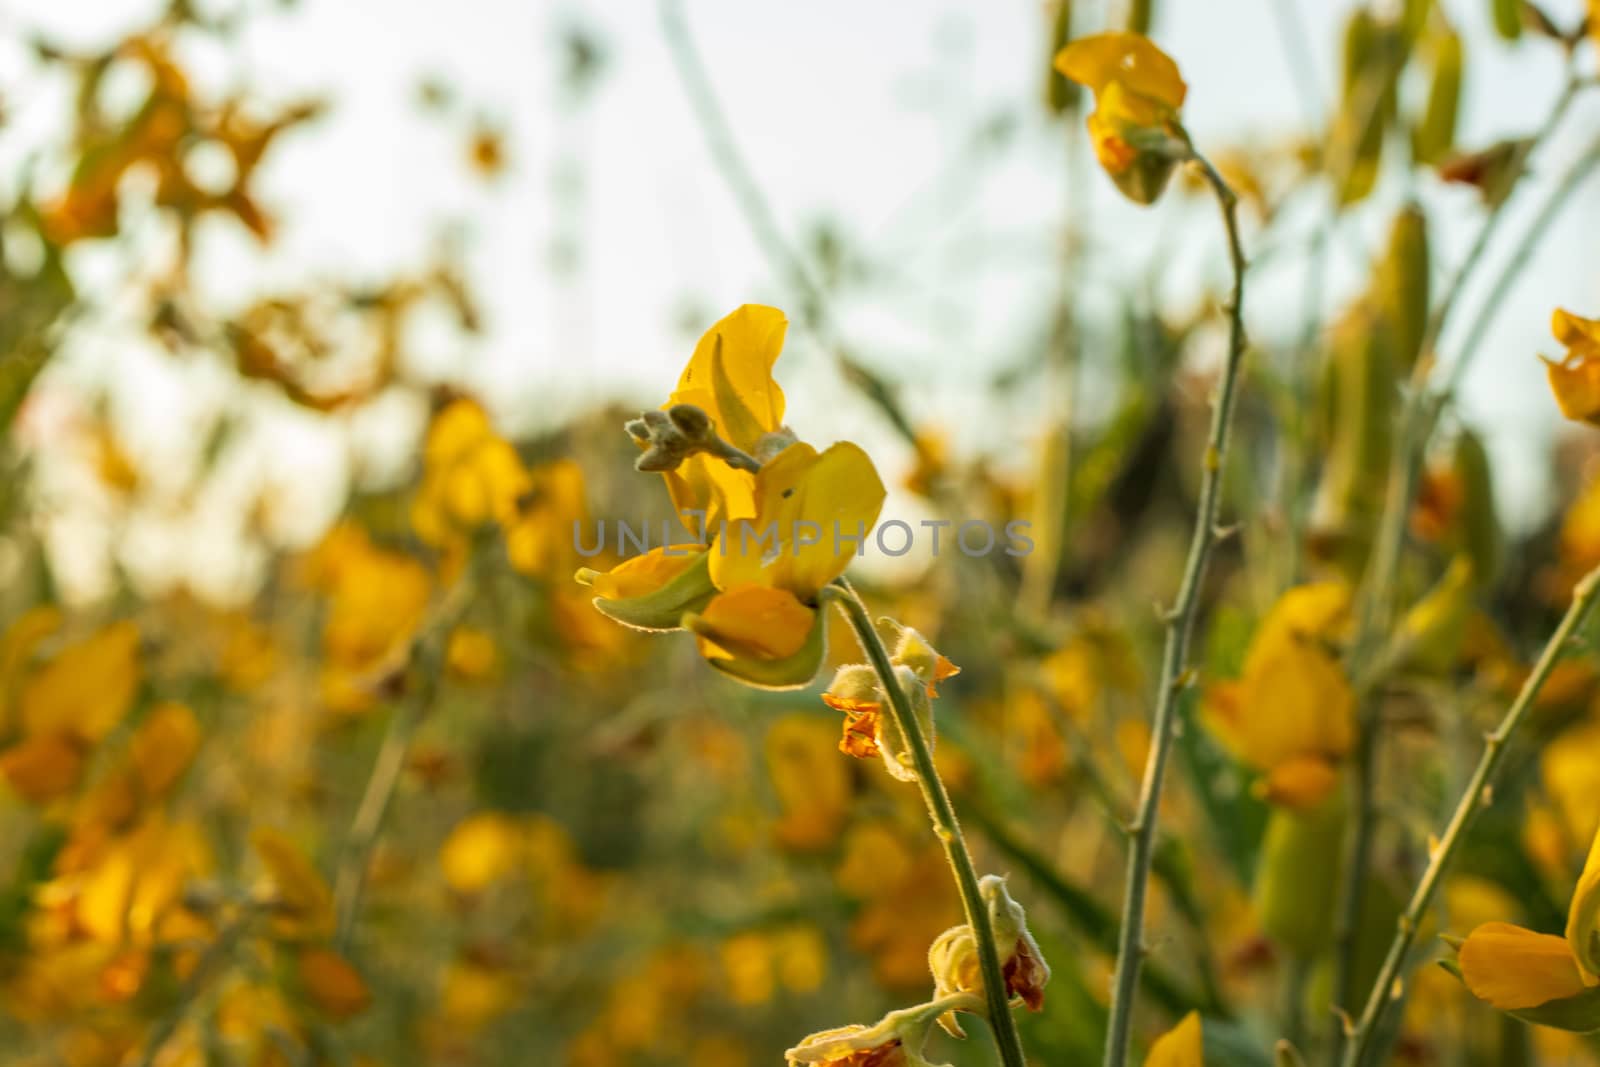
top-left (8, 1), bottom-right (1600, 1065)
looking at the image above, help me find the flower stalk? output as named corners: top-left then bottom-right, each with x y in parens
top-left (1338, 563), bottom-right (1600, 1067)
top-left (833, 581), bottom-right (1028, 1067)
top-left (1100, 143), bottom-right (1248, 1067)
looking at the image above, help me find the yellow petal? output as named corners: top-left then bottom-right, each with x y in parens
top-left (692, 585), bottom-right (816, 661)
top-left (1144, 1010), bottom-right (1204, 1067)
top-left (440, 812), bottom-right (524, 894)
top-left (711, 441), bottom-right (886, 600)
top-left (251, 827), bottom-right (334, 938)
top-left (1055, 32), bottom-right (1187, 110)
top-left (1553, 308), bottom-right (1600, 351)
top-left (1544, 353), bottom-right (1600, 426)
top-left (587, 545), bottom-right (702, 600)
top-left (671, 304), bottom-right (788, 454)
top-left (129, 702), bottom-right (201, 799)
top-left (1460, 922), bottom-right (1591, 1010)
top-left (20, 621), bottom-right (141, 743)
top-left (1567, 822), bottom-right (1600, 978)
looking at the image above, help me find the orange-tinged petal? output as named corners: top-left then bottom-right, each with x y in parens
top-left (297, 947), bottom-right (371, 1020)
top-left (1259, 756), bottom-right (1341, 811)
top-left (129, 702), bottom-right (201, 798)
top-left (1055, 32), bottom-right (1187, 110)
top-left (1143, 1010), bottom-right (1203, 1067)
top-left (693, 585), bottom-right (816, 661)
top-left (1461, 922), bottom-right (1591, 1010)
top-left (0, 732), bottom-right (85, 803)
top-left (587, 546), bottom-right (702, 600)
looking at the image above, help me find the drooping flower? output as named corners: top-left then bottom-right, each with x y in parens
top-left (1054, 32), bottom-right (1188, 204)
top-left (1543, 309), bottom-right (1600, 426)
top-left (1456, 823), bottom-right (1600, 1030)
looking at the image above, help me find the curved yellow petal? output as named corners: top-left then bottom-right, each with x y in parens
top-left (1260, 756), bottom-right (1341, 811)
top-left (1460, 922), bottom-right (1590, 1011)
top-left (1553, 308), bottom-right (1600, 352)
top-left (710, 442), bottom-right (886, 600)
top-left (1054, 32), bottom-right (1186, 110)
top-left (1545, 353), bottom-right (1600, 426)
top-left (1144, 1010), bottom-right (1203, 1067)
top-left (692, 585), bottom-right (816, 661)
top-left (671, 304), bottom-right (788, 454)
top-left (1567, 823), bottom-right (1600, 978)
top-left (586, 545), bottom-right (702, 600)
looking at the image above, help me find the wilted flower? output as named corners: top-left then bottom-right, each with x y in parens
top-left (927, 875), bottom-right (1050, 1037)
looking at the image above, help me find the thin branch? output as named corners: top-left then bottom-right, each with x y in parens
top-left (1100, 146), bottom-right (1249, 1067)
top-left (1339, 564), bottom-right (1600, 1067)
top-left (834, 582), bottom-right (1028, 1067)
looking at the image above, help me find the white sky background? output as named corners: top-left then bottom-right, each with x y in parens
top-left (2, 0), bottom-right (1598, 602)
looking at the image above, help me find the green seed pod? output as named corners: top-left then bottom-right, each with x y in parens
top-left (1126, 0), bottom-right (1154, 36)
top-left (1332, 11), bottom-right (1404, 207)
top-left (1044, 1), bottom-right (1080, 116)
top-left (1491, 0), bottom-right (1522, 40)
top-left (1308, 310), bottom-right (1397, 577)
top-left (1412, 27), bottom-right (1462, 165)
top-left (1252, 795), bottom-right (1345, 958)
top-left (1374, 204), bottom-right (1430, 372)
top-left (1453, 427), bottom-right (1501, 583)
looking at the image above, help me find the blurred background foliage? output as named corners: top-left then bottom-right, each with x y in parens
top-left (3, 0), bottom-right (1600, 1065)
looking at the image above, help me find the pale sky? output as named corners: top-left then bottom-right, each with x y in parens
top-left (3, 0), bottom-right (1598, 601)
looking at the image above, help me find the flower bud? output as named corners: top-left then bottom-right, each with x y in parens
top-left (928, 875), bottom-right (1049, 1037)
top-left (891, 627), bottom-right (961, 697)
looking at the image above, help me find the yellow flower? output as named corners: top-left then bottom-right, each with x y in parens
top-left (1054, 32), bottom-right (1188, 204)
top-left (1145, 1011), bottom-right (1204, 1067)
top-left (1543, 308), bottom-right (1600, 426)
top-left (1457, 823), bottom-right (1600, 1028)
top-left (684, 439), bottom-right (884, 683)
top-left (251, 826), bottom-right (335, 940)
top-left (1203, 582), bottom-right (1354, 809)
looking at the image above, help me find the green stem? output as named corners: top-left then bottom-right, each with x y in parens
top-left (1101, 147), bottom-right (1248, 1067)
top-left (1339, 564), bottom-right (1600, 1067)
top-left (834, 584), bottom-right (1028, 1067)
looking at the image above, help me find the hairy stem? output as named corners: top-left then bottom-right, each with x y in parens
top-left (1339, 565), bottom-right (1600, 1067)
top-left (1100, 147), bottom-right (1248, 1067)
top-left (834, 583), bottom-right (1028, 1067)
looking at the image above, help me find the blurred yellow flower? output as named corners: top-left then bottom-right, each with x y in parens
top-left (1054, 32), bottom-right (1188, 203)
top-left (1204, 582), bottom-right (1354, 809)
top-left (1458, 823), bottom-right (1600, 1025)
top-left (251, 826), bottom-right (334, 940)
top-left (1145, 1011), bottom-right (1203, 1067)
top-left (297, 946), bottom-right (371, 1020)
top-left (439, 811), bottom-right (523, 894)
top-left (1544, 309), bottom-right (1600, 426)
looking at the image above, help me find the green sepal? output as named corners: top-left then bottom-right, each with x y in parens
top-left (578, 550), bottom-right (716, 632)
top-left (683, 586), bottom-right (837, 691)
